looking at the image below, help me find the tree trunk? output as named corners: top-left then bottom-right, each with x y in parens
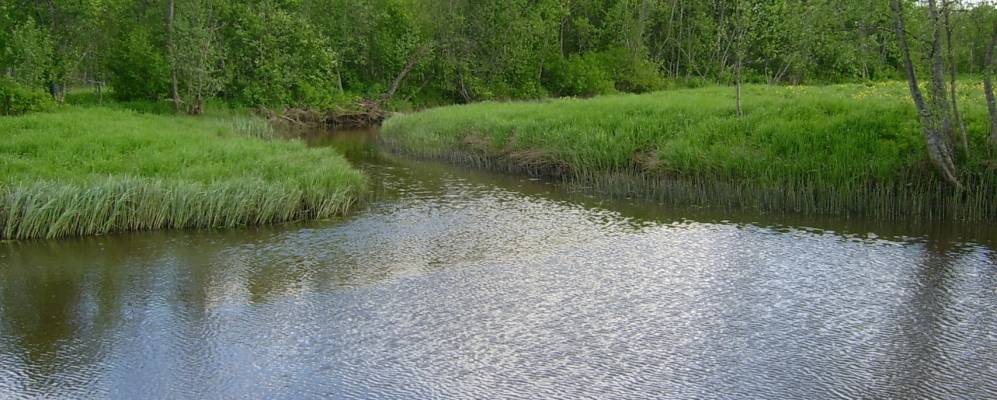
top-left (984, 22), bottom-right (997, 145)
top-left (192, 95), bottom-right (204, 115)
top-left (672, 1), bottom-right (688, 79)
top-left (43, 0), bottom-right (63, 103)
top-left (891, 0), bottom-right (962, 188)
top-left (714, 4), bottom-right (727, 82)
top-left (457, 71), bottom-right (472, 103)
top-left (944, 0), bottom-right (968, 153)
top-left (48, 81), bottom-right (59, 101)
top-left (664, 0), bottom-right (679, 77)
top-left (381, 43), bottom-right (431, 104)
top-left (735, 60), bottom-right (742, 117)
top-left (858, 20), bottom-right (870, 80)
top-left (559, 16), bottom-right (566, 57)
top-left (734, 0), bottom-right (744, 117)
top-left (167, 0), bottom-right (180, 112)
top-left (637, 0), bottom-right (650, 48)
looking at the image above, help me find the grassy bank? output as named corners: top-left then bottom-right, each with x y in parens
top-left (382, 82), bottom-right (997, 221)
top-left (0, 107), bottom-right (366, 239)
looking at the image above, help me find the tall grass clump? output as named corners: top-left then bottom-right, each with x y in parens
top-left (382, 82), bottom-right (997, 222)
top-left (0, 107), bottom-right (365, 239)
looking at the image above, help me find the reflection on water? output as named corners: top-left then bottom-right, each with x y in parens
top-left (0, 130), bottom-right (995, 399)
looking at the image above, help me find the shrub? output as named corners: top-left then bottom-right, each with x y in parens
top-left (0, 78), bottom-right (53, 115)
top-left (105, 28), bottom-right (171, 101)
top-left (598, 47), bottom-right (666, 93)
top-left (544, 53), bottom-right (616, 97)
top-left (544, 48), bottom-right (666, 97)
top-left (224, 4), bottom-right (340, 108)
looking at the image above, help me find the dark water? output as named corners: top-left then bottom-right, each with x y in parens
top-left (1, 129), bottom-right (995, 399)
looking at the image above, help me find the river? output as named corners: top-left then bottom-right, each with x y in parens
top-left (1, 128), bottom-right (995, 399)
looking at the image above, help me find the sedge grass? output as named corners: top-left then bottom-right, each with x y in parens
top-left (0, 107), bottom-right (365, 239)
top-left (382, 82), bottom-right (997, 221)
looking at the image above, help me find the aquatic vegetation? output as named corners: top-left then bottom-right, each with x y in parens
top-left (0, 107), bottom-right (365, 239)
top-left (382, 82), bottom-right (997, 221)
top-left (227, 114), bottom-right (277, 139)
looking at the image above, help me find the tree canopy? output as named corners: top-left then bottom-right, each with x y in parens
top-left (1, 0), bottom-right (996, 110)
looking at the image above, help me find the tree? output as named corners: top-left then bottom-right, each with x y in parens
top-left (381, 42), bottom-right (432, 104)
top-left (733, 0), bottom-right (750, 116)
top-left (985, 21), bottom-right (997, 145)
top-left (5, 0), bottom-right (997, 113)
top-left (106, 27), bottom-right (171, 101)
top-left (21, 0), bottom-right (100, 102)
top-left (172, 0), bottom-right (224, 114)
top-left (222, 1), bottom-right (340, 107)
top-left (892, 0), bottom-right (962, 188)
top-left (1, 17), bottom-right (53, 87)
top-left (167, 0), bottom-right (181, 111)
top-left (944, 0), bottom-right (969, 153)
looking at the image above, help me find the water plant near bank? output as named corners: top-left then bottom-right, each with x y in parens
top-left (381, 82), bottom-right (997, 222)
top-left (0, 107), bottom-right (365, 239)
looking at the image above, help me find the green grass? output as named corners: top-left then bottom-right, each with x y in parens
top-left (0, 106), bottom-right (366, 239)
top-left (382, 82), bottom-right (997, 221)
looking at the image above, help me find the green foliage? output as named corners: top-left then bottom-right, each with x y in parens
top-left (421, 0), bottom-right (561, 101)
top-left (1, 0), bottom-right (996, 116)
top-left (1, 17), bottom-right (53, 87)
top-left (599, 47), bottom-right (665, 93)
top-left (227, 114), bottom-right (276, 139)
top-left (0, 106), bottom-right (365, 239)
top-left (224, 1), bottom-right (340, 107)
top-left (382, 82), bottom-right (997, 221)
top-left (172, 0), bottom-right (226, 113)
top-left (106, 28), bottom-right (171, 101)
top-left (0, 78), bottom-right (54, 115)
top-left (307, 0), bottom-right (424, 97)
top-left (544, 53), bottom-right (616, 97)
top-left (957, 4), bottom-right (997, 74)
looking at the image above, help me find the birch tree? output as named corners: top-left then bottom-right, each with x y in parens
top-left (984, 20), bottom-right (997, 145)
top-left (892, 0), bottom-right (962, 188)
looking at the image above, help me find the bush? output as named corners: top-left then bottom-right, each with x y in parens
top-left (225, 4), bottom-right (340, 108)
top-left (544, 48), bottom-right (666, 97)
top-left (0, 78), bottom-right (53, 115)
top-left (598, 47), bottom-right (666, 93)
top-left (1, 18), bottom-right (53, 88)
top-left (544, 53), bottom-right (616, 97)
top-left (105, 28), bottom-right (171, 101)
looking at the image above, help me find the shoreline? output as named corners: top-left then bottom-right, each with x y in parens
top-left (0, 106), bottom-right (367, 240)
top-left (381, 83), bottom-right (997, 222)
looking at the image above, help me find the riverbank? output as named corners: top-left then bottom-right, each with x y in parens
top-left (382, 82), bottom-right (997, 222)
top-left (0, 107), bottom-right (366, 239)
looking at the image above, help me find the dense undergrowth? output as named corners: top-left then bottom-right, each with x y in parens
top-left (0, 107), bottom-right (365, 239)
top-left (0, 78), bottom-right (53, 116)
top-left (382, 82), bottom-right (997, 221)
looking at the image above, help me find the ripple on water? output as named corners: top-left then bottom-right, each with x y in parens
top-left (0, 159), bottom-right (995, 399)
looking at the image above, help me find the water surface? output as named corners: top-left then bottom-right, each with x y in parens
top-left (1, 129), bottom-right (995, 399)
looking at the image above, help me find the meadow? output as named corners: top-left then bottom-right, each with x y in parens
top-left (382, 82), bottom-right (997, 221)
top-left (0, 106), bottom-right (365, 239)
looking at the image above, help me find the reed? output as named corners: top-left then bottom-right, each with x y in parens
top-left (0, 107), bottom-right (365, 239)
top-left (382, 82), bottom-right (997, 221)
